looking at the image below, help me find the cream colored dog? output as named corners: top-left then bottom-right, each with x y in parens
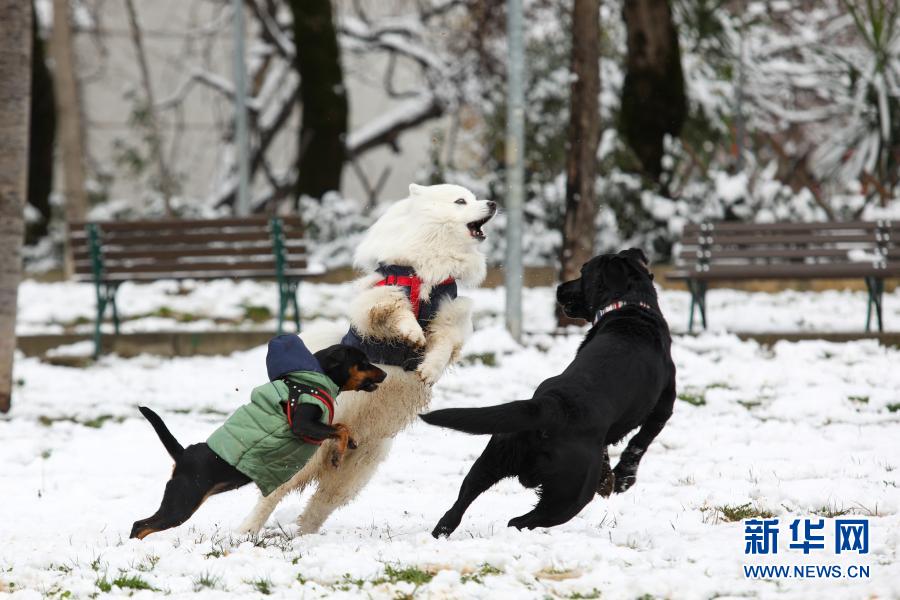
top-left (238, 183), bottom-right (496, 535)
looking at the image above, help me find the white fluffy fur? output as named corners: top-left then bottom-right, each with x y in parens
top-left (238, 183), bottom-right (490, 535)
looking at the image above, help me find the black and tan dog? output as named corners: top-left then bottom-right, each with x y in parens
top-left (421, 248), bottom-right (675, 535)
top-left (130, 344), bottom-right (386, 540)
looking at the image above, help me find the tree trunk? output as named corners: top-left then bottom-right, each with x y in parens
top-left (289, 0), bottom-right (348, 200)
top-left (0, 0), bottom-right (33, 413)
top-left (558, 0), bottom-right (601, 325)
top-left (620, 0), bottom-right (686, 181)
top-left (51, 0), bottom-right (88, 276)
top-left (27, 4), bottom-right (55, 245)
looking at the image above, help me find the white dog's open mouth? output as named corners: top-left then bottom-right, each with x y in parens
top-left (467, 214), bottom-right (493, 242)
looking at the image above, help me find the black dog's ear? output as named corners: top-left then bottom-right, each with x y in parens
top-left (316, 346), bottom-right (345, 374)
top-left (602, 258), bottom-right (630, 295)
top-left (621, 247), bottom-right (649, 266)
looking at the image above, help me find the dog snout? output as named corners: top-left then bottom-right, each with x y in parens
top-left (486, 201), bottom-right (497, 214)
top-left (556, 279), bottom-right (579, 302)
top-left (371, 366), bottom-right (387, 383)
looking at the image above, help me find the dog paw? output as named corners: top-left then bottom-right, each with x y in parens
top-left (416, 361), bottom-right (443, 386)
top-left (398, 322), bottom-right (427, 348)
top-left (507, 516), bottom-right (532, 531)
top-left (432, 514), bottom-right (461, 538)
top-left (612, 468), bottom-right (636, 494)
top-left (597, 472), bottom-right (616, 498)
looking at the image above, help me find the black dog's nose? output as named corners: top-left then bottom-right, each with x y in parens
top-left (487, 201), bottom-right (497, 213)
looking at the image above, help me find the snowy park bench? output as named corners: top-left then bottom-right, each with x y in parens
top-left (68, 216), bottom-right (322, 357)
top-left (667, 220), bottom-right (899, 333)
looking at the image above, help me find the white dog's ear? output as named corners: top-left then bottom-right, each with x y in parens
top-left (409, 183), bottom-right (426, 197)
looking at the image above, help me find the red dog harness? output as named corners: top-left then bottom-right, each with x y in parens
top-left (374, 274), bottom-right (455, 318)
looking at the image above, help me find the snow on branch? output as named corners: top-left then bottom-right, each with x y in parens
top-left (346, 93), bottom-right (443, 156)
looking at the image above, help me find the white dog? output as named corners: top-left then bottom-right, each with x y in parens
top-left (238, 183), bottom-right (496, 535)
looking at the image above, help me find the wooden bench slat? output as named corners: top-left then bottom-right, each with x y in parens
top-left (667, 262), bottom-right (899, 281)
top-left (72, 243), bottom-right (308, 261)
top-left (73, 268), bottom-right (320, 282)
top-left (679, 233), bottom-right (877, 246)
top-left (69, 216), bottom-right (303, 233)
top-left (682, 221), bottom-right (885, 234)
top-left (676, 247), bottom-right (866, 261)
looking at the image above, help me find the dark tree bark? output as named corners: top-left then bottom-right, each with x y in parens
top-left (620, 0), bottom-right (686, 181)
top-left (558, 0), bottom-right (601, 325)
top-left (27, 4), bottom-right (55, 245)
top-left (289, 0), bottom-right (348, 200)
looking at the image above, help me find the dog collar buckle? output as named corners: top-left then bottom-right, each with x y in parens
top-left (593, 301), bottom-right (652, 325)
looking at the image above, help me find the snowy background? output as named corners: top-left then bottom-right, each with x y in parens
top-left (2, 279), bottom-right (899, 599)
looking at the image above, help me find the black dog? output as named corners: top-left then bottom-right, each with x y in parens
top-left (130, 344), bottom-right (386, 540)
top-left (421, 248), bottom-right (675, 536)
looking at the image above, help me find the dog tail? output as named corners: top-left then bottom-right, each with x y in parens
top-left (138, 406), bottom-right (184, 459)
top-left (420, 398), bottom-right (566, 435)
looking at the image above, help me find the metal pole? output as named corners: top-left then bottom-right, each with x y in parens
top-left (735, 28), bottom-right (745, 172)
top-left (233, 0), bottom-right (251, 215)
top-left (505, 0), bottom-right (525, 343)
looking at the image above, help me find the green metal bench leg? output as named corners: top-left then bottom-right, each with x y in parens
top-left (687, 280), bottom-right (708, 333)
top-left (865, 277), bottom-right (884, 333)
top-left (275, 280), bottom-right (301, 335)
top-left (290, 279), bottom-right (301, 331)
top-left (276, 282), bottom-right (287, 335)
top-left (92, 282), bottom-right (120, 358)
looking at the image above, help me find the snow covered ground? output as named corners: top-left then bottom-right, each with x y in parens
top-left (15, 278), bottom-right (900, 336)
top-left (2, 280), bottom-right (899, 599)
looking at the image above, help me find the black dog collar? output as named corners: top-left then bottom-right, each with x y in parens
top-left (593, 301), bottom-right (653, 325)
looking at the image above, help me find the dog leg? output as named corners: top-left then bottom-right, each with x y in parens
top-left (508, 453), bottom-right (600, 531)
top-left (432, 435), bottom-right (516, 538)
top-left (329, 423), bottom-right (355, 468)
top-left (296, 438), bottom-right (393, 534)
top-left (236, 470), bottom-right (315, 535)
top-left (417, 297), bottom-right (473, 385)
top-left (612, 373), bottom-right (676, 493)
top-left (596, 446), bottom-right (615, 497)
top-left (132, 445), bottom-right (249, 540)
top-left (130, 475), bottom-right (213, 539)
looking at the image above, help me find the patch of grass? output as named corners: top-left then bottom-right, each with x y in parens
top-left (567, 590), bottom-right (601, 599)
top-left (461, 352), bottom-right (497, 367)
top-left (38, 414), bottom-right (125, 429)
top-left (135, 555), bottom-right (159, 572)
top-left (886, 403), bottom-right (900, 413)
top-left (94, 577), bottom-right (112, 593)
top-left (721, 503), bottom-right (774, 522)
top-left (704, 502), bottom-right (774, 523)
top-left (193, 572), bottom-right (220, 592)
top-left (382, 564), bottom-right (435, 586)
top-left (112, 574), bottom-right (156, 591)
top-left (848, 395), bottom-right (870, 404)
top-left (460, 563), bottom-right (502, 584)
top-left (152, 306), bottom-right (201, 323)
top-left (243, 305), bottom-right (273, 323)
top-left (677, 391), bottom-right (706, 406)
top-left (813, 504), bottom-right (853, 518)
top-left (706, 382), bottom-right (733, 390)
top-left (247, 577), bottom-right (272, 595)
top-left (737, 399), bottom-right (762, 410)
